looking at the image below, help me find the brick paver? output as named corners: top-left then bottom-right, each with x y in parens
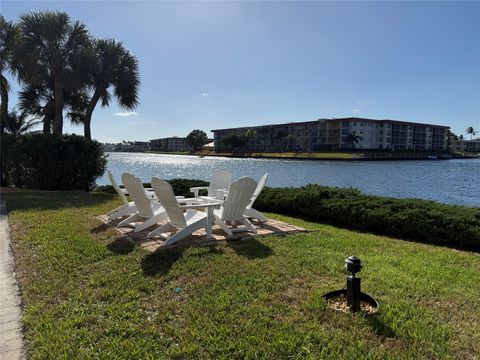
top-left (97, 214), bottom-right (308, 252)
top-left (0, 196), bottom-right (24, 360)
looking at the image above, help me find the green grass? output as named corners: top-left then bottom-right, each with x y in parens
top-left (6, 191), bottom-right (480, 359)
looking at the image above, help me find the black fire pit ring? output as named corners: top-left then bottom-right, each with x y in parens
top-left (322, 289), bottom-right (379, 313)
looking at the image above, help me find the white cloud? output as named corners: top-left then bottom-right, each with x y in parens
top-left (200, 92), bottom-right (209, 97)
top-left (350, 109), bottom-right (360, 114)
top-left (113, 111), bottom-right (138, 117)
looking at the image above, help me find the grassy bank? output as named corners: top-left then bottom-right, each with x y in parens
top-left (6, 191), bottom-right (480, 358)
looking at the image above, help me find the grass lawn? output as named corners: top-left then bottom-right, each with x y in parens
top-left (6, 191), bottom-right (480, 359)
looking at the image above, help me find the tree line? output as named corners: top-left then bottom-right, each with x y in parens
top-left (0, 11), bottom-right (140, 141)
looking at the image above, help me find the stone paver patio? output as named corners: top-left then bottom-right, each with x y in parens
top-left (97, 214), bottom-right (307, 252)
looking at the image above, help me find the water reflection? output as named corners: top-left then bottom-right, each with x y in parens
top-left (99, 152), bottom-right (480, 207)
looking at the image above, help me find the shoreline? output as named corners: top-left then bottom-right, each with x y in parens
top-left (133, 150), bottom-right (478, 162)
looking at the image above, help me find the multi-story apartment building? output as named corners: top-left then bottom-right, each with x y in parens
top-left (150, 137), bottom-right (192, 152)
top-left (212, 118), bottom-right (450, 152)
top-left (451, 138), bottom-right (480, 153)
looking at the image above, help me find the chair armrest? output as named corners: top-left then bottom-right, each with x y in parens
top-left (189, 186), bottom-right (209, 197)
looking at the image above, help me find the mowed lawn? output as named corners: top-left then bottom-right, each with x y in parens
top-left (6, 192), bottom-right (480, 359)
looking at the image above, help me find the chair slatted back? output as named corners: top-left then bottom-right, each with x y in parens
top-left (248, 173), bottom-right (268, 208)
top-left (121, 173), bottom-right (153, 218)
top-left (108, 170), bottom-right (128, 205)
top-left (151, 177), bottom-right (187, 228)
top-left (219, 177), bottom-right (257, 221)
top-left (208, 170), bottom-right (232, 198)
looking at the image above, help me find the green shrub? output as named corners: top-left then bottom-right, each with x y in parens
top-left (2, 133), bottom-right (107, 190)
top-left (94, 178), bottom-right (208, 198)
top-left (255, 185), bottom-right (480, 249)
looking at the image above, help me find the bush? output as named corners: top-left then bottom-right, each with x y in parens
top-left (94, 178), bottom-right (208, 198)
top-left (255, 185), bottom-right (480, 250)
top-left (2, 133), bottom-right (107, 190)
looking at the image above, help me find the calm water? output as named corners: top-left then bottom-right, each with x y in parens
top-left (99, 152), bottom-right (480, 207)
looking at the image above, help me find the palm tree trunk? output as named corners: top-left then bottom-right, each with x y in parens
top-left (0, 74), bottom-right (9, 187)
top-left (53, 81), bottom-right (64, 135)
top-left (83, 88), bottom-right (103, 141)
top-left (43, 100), bottom-right (54, 134)
top-left (0, 74), bottom-right (8, 135)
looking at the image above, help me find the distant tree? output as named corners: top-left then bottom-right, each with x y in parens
top-left (346, 132), bottom-right (362, 149)
top-left (221, 134), bottom-right (245, 152)
top-left (186, 129), bottom-right (209, 150)
top-left (5, 109), bottom-right (41, 135)
top-left (244, 129), bottom-right (256, 138)
top-left (465, 127), bottom-right (477, 140)
top-left (459, 134), bottom-right (464, 140)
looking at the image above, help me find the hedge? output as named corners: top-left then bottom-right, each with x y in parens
top-left (94, 178), bottom-right (209, 198)
top-left (2, 133), bottom-right (107, 190)
top-left (96, 180), bottom-right (480, 250)
top-left (255, 185), bottom-right (480, 250)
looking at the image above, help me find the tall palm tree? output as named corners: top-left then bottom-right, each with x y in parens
top-left (5, 109), bottom-right (41, 135)
top-left (465, 126), bottom-right (477, 140)
top-left (19, 83), bottom-right (89, 133)
top-left (0, 15), bottom-right (18, 135)
top-left (346, 132), bottom-right (362, 149)
top-left (14, 11), bottom-right (91, 135)
top-left (82, 39), bottom-right (139, 141)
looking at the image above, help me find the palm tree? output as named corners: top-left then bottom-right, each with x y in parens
top-left (346, 132), bottom-right (362, 149)
top-left (0, 15), bottom-right (18, 135)
top-left (14, 11), bottom-right (91, 135)
top-left (83, 39), bottom-right (139, 140)
top-left (465, 126), bottom-right (477, 140)
top-left (5, 109), bottom-right (41, 135)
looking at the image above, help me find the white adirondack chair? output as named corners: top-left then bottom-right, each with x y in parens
top-left (213, 177), bottom-right (258, 236)
top-left (244, 173), bottom-right (269, 222)
top-left (147, 177), bottom-right (208, 246)
top-left (117, 173), bottom-right (167, 232)
top-left (106, 170), bottom-right (137, 220)
top-left (190, 170), bottom-right (232, 199)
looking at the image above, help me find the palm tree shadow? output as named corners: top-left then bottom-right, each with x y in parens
top-left (228, 238), bottom-right (274, 259)
top-left (141, 247), bottom-right (185, 276)
top-left (141, 245), bottom-right (225, 277)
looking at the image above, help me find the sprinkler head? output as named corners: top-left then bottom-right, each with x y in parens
top-left (345, 256), bottom-right (362, 275)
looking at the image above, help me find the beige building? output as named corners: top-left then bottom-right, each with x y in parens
top-left (212, 117), bottom-right (450, 152)
top-left (150, 137), bottom-right (192, 152)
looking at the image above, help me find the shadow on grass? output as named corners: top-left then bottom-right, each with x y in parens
top-left (5, 191), bottom-right (115, 211)
top-left (107, 236), bottom-right (136, 255)
top-left (364, 314), bottom-right (397, 339)
top-left (228, 238), bottom-right (274, 259)
top-left (141, 247), bottom-right (186, 276)
top-left (91, 223), bottom-right (111, 234)
top-left (141, 243), bottom-right (252, 276)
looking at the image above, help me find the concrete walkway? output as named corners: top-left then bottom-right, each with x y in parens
top-left (0, 196), bottom-right (24, 359)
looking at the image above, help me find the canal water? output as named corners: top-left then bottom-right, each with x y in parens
top-left (99, 152), bottom-right (480, 207)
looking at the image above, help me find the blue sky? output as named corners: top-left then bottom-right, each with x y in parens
top-left (2, 1), bottom-right (479, 142)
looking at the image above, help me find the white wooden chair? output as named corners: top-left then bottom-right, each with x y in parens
top-left (213, 177), bottom-right (258, 236)
top-left (147, 177), bottom-right (208, 246)
top-left (244, 173), bottom-right (269, 222)
top-left (106, 170), bottom-right (137, 220)
top-left (117, 173), bottom-right (167, 232)
top-left (190, 170), bottom-right (232, 199)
